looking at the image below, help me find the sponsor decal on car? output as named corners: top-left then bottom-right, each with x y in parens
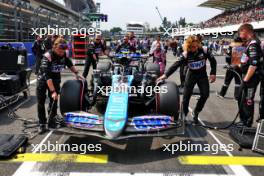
top-left (131, 115), bottom-right (173, 130)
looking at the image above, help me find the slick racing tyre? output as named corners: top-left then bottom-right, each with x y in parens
top-left (145, 63), bottom-right (160, 76)
top-left (60, 80), bottom-right (87, 115)
top-left (156, 82), bottom-right (180, 120)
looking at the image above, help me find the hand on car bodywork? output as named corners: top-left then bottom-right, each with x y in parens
top-left (156, 74), bottom-right (167, 82)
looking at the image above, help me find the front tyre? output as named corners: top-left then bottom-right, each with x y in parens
top-left (156, 82), bottom-right (180, 121)
top-left (60, 80), bottom-right (87, 115)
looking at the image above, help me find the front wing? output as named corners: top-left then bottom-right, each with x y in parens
top-left (56, 112), bottom-right (185, 140)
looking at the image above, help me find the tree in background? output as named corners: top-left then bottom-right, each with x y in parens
top-left (162, 17), bottom-right (172, 28)
top-left (178, 17), bottom-right (186, 27)
top-left (110, 27), bottom-right (122, 34)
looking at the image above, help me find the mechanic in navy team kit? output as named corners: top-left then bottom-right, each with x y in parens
top-left (93, 35), bottom-right (107, 61)
top-left (83, 35), bottom-right (106, 78)
top-left (237, 24), bottom-right (263, 127)
top-left (157, 35), bottom-right (217, 124)
top-left (37, 37), bottom-right (82, 134)
top-left (116, 35), bottom-right (136, 53)
top-left (42, 35), bottom-right (59, 52)
top-left (32, 35), bottom-right (44, 75)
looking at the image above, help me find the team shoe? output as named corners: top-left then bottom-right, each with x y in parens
top-left (233, 99), bottom-right (239, 103)
top-left (38, 124), bottom-right (48, 134)
top-left (256, 117), bottom-right (263, 123)
top-left (48, 116), bottom-right (64, 129)
top-left (216, 92), bottom-right (224, 99)
top-left (48, 121), bottom-right (61, 129)
top-left (191, 111), bottom-right (199, 125)
top-left (181, 112), bottom-right (188, 123)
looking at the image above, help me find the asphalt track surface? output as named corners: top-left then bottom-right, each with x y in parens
top-left (0, 52), bottom-right (263, 176)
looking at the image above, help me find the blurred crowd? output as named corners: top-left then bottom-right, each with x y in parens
top-left (200, 0), bottom-right (264, 28)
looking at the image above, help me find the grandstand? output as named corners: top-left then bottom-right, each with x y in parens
top-left (64, 0), bottom-right (96, 13)
top-left (0, 0), bottom-right (96, 42)
top-left (199, 0), bottom-right (264, 28)
top-left (176, 0), bottom-right (264, 38)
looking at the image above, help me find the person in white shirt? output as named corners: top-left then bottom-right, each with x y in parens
top-left (150, 35), bottom-right (164, 55)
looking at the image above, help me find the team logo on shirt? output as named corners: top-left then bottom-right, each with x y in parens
top-left (51, 64), bottom-right (65, 72)
top-left (252, 60), bottom-right (258, 65)
top-left (198, 53), bottom-right (204, 58)
top-left (188, 60), bottom-right (206, 70)
top-left (95, 47), bottom-right (102, 54)
top-left (240, 53), bottom-right (249, 64)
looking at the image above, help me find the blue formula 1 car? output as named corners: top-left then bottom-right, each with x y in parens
top-left (58, 51), bottom-right (184, 140)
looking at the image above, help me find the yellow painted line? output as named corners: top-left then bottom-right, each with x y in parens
top-left (179, 155), bottom-right (264, 166)
top-left (1, 153), bottom-right (108, 164)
